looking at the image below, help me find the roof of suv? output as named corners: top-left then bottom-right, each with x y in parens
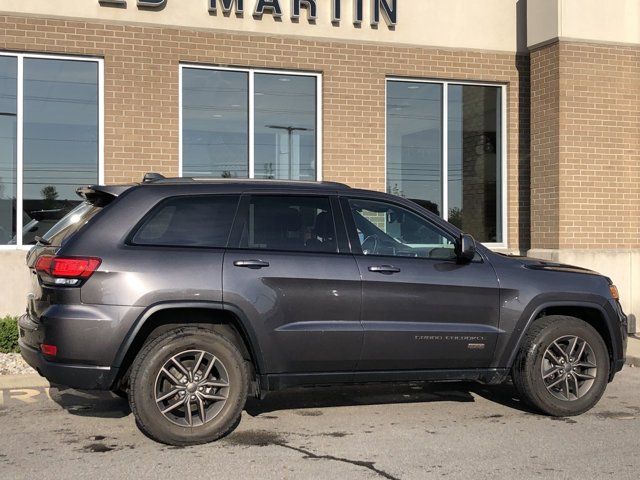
top-left (146, 177), bottom-right (350, 190)
top-left (77, 174), bottom-right (351, 202)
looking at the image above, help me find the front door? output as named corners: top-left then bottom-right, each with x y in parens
top-left (343, 197), bottom-right (500, 371)
top-left (223, 193), bottom-right (362, 374)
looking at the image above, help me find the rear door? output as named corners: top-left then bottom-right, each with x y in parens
top-left (223, 193), bottom-right (362, 374)
top-left (343, 196), bottom-right (501, 371)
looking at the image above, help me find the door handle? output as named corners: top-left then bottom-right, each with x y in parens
top-left (368, 265), bottom-right (401, 274)
top-left (234, 260), bottom-right (270, 269)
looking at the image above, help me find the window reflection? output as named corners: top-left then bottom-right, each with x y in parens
top-left (182, 69), bottom-right (249, 178)
top-left (0, 56), bottom-right (16, 244)
top-left (23, 58), bottom-right (99, 244)
top-left (386, 80), bottom-right (503, 243)
top-left (386, 81), bottom-right (443, 214)
top-left (254, 74), bottom-right (316, 180)
top-left (448, 85), bottom-right (502, 243)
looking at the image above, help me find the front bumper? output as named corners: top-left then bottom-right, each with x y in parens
top-left (610, 300), bottom-right (628, 379)
top-left (18, 313), bottom-right (118, 390)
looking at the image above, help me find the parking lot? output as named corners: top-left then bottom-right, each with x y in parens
top-left (1, 368), bottom-right (639, 480)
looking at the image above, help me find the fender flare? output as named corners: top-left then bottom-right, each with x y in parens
top-left (504, 299), bottom-right (615, 370)
top-left (111, 301), bottom-right (265, 374)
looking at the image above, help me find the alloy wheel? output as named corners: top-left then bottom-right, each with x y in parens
top-left (541, 335), bottom-right (597, 401)
top-left (154, 350), bottom-right (230, 427)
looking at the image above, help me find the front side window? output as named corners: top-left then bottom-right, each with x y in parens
top-left (387, 80), bottom-right (504, 243)
top-left (0, 53), bottom-right (101, 246)
top-left (238, 196), bottom-right (336, 253)
top-left (182, 67), bottom-right (319, 181)
top-left (348, 198), bottom-right (456, 260)
top-left (131, 195), bottom-right (240, 248)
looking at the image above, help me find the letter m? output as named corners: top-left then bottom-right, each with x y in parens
top-left (209, 0), bottom-right (244, 14)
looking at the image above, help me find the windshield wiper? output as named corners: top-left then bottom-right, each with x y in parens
top-left (34, 236), bottom-right (51, 246)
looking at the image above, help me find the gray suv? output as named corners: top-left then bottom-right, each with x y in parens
top-left (19, 175), bottom-right (627, 445)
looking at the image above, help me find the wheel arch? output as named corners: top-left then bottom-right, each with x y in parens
top-left (111, 302), bottom-right (264, 390)
top-left (506, 301), bottom-right (616, 374)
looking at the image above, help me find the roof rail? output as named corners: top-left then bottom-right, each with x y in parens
top-left (143, 172), bottom-right (165, 183)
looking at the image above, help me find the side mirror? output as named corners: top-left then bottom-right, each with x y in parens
top-left (456, 233), bottom-right (476, 264)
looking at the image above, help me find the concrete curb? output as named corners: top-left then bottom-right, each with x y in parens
top-left (627, 336), bottom-right (640, 368)
top-left (0, 374), bottom-right (49, 389)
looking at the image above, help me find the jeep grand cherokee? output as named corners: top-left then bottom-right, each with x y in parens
top-left (19, 174), bottom-right (627, 445)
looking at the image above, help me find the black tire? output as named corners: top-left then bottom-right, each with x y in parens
top-left (128, 326), bottom-right (249, 445)
top-left (512, 315), bottom-right (609, 416)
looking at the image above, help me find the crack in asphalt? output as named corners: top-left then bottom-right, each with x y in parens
top-left (275, 442), bottom-right (401, 480)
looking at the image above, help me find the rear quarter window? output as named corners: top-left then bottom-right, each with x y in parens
top-left (43, 202), bottom-right (103, 247)
top-left (131, 195), bottom-right (239, 248)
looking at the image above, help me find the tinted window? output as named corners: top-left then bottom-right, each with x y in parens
top-left (348, 198), bottom-right (456, 260)
top-left (238, 196), bottom-right (336, 253)
top-left (42, 202), bottom-right (102, 247)
top-left (132, 196), bottom-right (239, 247)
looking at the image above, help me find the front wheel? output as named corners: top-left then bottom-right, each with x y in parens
top-left (512, 315), bottom-right (609, 416)
top-left (128, 327), bottom-right (249, 445)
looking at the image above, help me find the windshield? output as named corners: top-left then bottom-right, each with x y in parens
top-left (41, 202), bottom-right (102, 246)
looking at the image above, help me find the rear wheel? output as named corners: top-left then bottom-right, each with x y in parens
top-left (128, 327), bottom-right (249, 445)
top-left (512, 315), bottom-right (609, 416)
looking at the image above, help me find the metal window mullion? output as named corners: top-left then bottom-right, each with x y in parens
top-left (248, 70), bottom-right (255, 179)
top-left (98, 59), bottom-right (104, 184)
top-left (441, 82), bottom-right (448, 221)
top-left (178, 65), bottom-right (183, 177)
top-left (16, 55), bottom-right (24, 247)
top-left (500, 84), bottom-right (508, 245)
top-left (315, 74), bottom-right (322, 181)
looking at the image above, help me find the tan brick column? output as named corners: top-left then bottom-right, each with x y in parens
top-left (528, 39), bottom-right (640, 332)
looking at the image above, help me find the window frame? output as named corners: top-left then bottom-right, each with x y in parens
top-left (179, 64), bottom-right (323, 182)
top-left (385, 77), bottom-right (507, 249)
top-left (0, 51), bottom-right (104, 250)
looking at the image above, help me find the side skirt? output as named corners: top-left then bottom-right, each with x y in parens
top-left (260, 368), bottom-right (509, 392)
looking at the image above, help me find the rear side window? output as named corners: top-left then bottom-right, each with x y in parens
top-left (43, 202), bottom-right (103, 247)
top-left (238, 195), bottom-right (337, 253)
top-left (131, 195), bottom-right (239, 248)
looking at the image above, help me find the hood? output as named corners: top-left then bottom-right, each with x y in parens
top-left (515, 256), bottom-right (601, 276)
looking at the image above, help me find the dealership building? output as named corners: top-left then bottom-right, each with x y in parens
top-left (0, 0), bottom-right (638, 331)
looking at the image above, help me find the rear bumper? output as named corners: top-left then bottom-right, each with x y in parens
top-left (18, 313), bottom-right (118, 390)
top-left (19, 340), bottom-right (118, 390)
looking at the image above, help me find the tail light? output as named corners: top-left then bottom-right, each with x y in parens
top-left (40, 344), bottom-right (58, 357)
top-left (35, 255), bottom-right (101, 285)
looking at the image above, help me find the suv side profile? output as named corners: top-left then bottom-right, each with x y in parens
top-left (19, 175), bottom-right (627, 445)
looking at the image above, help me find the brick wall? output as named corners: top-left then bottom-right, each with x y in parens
top-left (0, 14), bottom-right (530, 250)
top-left (530, 42), bottom-right (561, 249)
top-left (558, 41), bottom-right (640, 249)
top-left (531, 40), bottom-right (640, 250)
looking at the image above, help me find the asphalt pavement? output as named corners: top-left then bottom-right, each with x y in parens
top-left (1, 368), bottom-right (639, 480)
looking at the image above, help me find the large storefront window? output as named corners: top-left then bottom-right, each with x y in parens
top-left (0, 53), bottom-right (101, 247)
top-left (386, 79), bottom-right (504, 244)
top-left (181, 66), bottom-right (320, 181)
top-left (0, 56), bottom-right (17, 245)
